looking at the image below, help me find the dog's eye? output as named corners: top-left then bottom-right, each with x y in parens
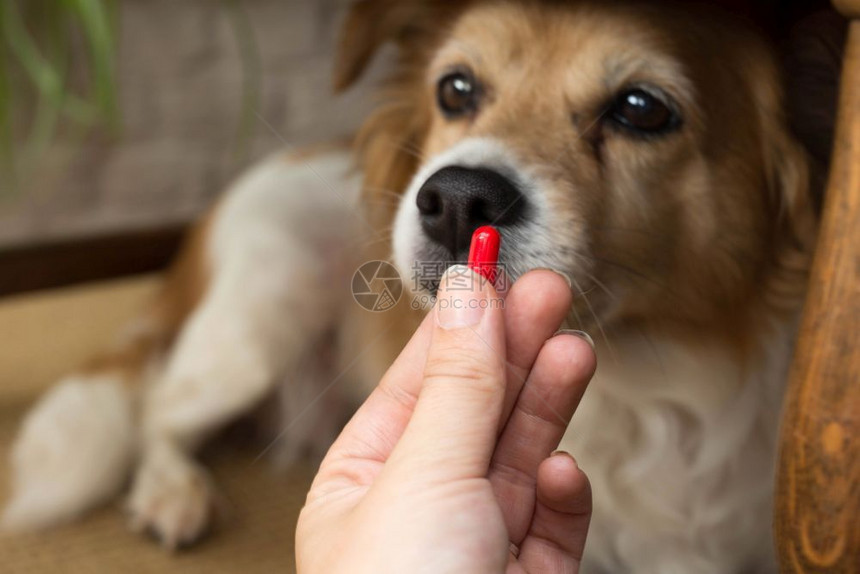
top-left (610, 89), bottom-right (677, 134)
top-left (437, 72), bottom-right (478, 118)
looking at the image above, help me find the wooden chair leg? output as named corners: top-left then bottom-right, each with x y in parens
top-left (774, 2), bottom-right (860, 571)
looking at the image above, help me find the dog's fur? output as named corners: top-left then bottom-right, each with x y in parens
top-left (3, 1), bottom-right (817, 572)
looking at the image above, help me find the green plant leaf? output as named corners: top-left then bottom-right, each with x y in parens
top-left (69, 0), bottom-right (119, 128)
top-left (0, 0), bottom-right (119, 195)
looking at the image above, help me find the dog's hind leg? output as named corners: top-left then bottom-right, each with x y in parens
top-left (1, 221), bottom-right (210, 532)
top-left (126, 151), bottom-right (361, 548)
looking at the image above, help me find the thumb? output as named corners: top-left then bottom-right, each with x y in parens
top-left (386, 265), bottom-right (507, 482)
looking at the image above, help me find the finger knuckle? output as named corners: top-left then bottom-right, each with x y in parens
top-left (423, 351), bottom-right (499, 395)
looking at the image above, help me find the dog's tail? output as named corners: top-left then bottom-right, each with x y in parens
top-left (2, 229), bottom-right (208, 531)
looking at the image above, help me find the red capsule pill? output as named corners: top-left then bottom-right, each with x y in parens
top-left (468, 225), bottom-right (501, 283)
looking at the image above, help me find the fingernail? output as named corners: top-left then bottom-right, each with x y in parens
top-left (436, 265), bottom-right (487, 330)
top-left (531, 267), bottom-right (572, 288)
top-left (553, 329), bottom-right (595, 350)
top-left (550, 450), bottom-right (578, 467)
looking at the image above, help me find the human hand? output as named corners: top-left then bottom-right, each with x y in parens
top-left (296, 267), bottom-right (596, 573)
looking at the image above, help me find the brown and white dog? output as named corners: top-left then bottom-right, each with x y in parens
top-left (3, 1), bottom-right (817, 572)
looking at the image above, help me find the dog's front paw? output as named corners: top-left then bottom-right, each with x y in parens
top-left (126, 445), bottom-right (218, 550)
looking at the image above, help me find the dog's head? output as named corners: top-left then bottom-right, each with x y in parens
top-left (338, 0), bottom-right (815, 332)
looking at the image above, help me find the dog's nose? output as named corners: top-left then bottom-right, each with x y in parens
top-left (416, 166), bottom-right (526, 258)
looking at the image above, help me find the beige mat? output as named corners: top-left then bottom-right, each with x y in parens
top-left (0, 277), bottom-right (310, 573)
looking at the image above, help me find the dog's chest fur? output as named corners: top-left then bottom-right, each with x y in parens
top-left (563, 319), bottom-right (795, 573)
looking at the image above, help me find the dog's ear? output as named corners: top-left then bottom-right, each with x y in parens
top-left (333, 0), bottom-right (465, 92)
top-left (334, 0), bottom-right (395, 92)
